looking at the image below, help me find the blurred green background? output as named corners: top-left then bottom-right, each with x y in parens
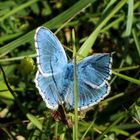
top-left (0, 0), bottom-right (140, 139)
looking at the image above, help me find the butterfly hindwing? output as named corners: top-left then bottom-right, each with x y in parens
top-left (35, 71), bottom-right (65, 110)
top-left (35, 27), bottom-right (67, 76)
top-left (77, 81), bottom-right (110, 110)
top-left (64, 77), bottom-right (110, 110)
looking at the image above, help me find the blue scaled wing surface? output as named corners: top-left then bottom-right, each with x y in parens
top-left (34, 27), bottom-right (67, 110)
top-left (64, 53), bottom-right (112, 110)
top-left (77, 53), bottom-right (112, 87)
top-left (34, 26), bottom-right (67, 76)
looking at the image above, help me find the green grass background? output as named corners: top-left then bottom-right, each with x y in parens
top-left (0, 0), bottom-right (140, 139)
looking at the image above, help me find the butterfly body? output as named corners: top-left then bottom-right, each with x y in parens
top-left (64, 63), bottom-right (74, 81)
top-left (34, 27), bottom-right (112, 111)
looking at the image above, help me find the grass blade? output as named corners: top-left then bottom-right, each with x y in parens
top-left (77, 0), bottom-right (128, 60)
top-left (96, 115), bottom-right (124, 140)
top-left (0, 0), bottom-right (39, 22)
top-left (73, 29), bottom-right (78, 140)
top-left (26, 113), bottom-right (42, 131)
top-left (112, 71), bottom-right (140, 85)
top-left (113, 65), bottom-right (140, 72)
top-left (0, 0), bottom-right (95, 58)
top-left (124, 0), bottom-right (133, 37)
top-left (132, 28), bottom-right (140, 57)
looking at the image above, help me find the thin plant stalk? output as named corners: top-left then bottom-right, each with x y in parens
top-left (72, 29), bottom-right (78, 140)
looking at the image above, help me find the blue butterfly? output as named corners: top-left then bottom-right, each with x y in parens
top-left (34, 27), bottom-right (112, 111)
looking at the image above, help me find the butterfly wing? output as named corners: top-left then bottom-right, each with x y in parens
top-left (35, 71), bottom-right (64, 110)
top-left (34, 27), bottom-right (67, 76)
top-left (78, 81), bottom-right (110, 110)
top-left (77, 53), bottom-right (112, 87)
top-left (34, 27), bottom-right (67, 110)
top-left (64, 53), bottom-right (112, 110)
top-left (65, 80), bottom-right (110, 110)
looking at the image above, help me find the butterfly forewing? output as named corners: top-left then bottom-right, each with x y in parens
top-left (77, 53), bottom-right (112, 88)
top-left (34, 27), bottom-right (67, 76)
